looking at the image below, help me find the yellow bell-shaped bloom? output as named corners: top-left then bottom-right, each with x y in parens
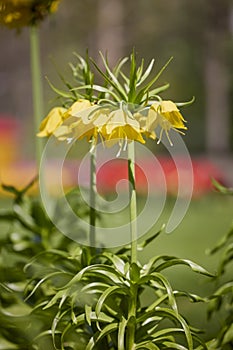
top-left (134, 112), bottom-right (156, 141)
top-left (69, 106), bottom-right (110, 147)
top-left (146, 100), bottom-right (187, 145)
top-left (103, 109), bottom-right (145, 148)
top-left (64, 99), bottom-right (93, 118)
top-left (37, 107), bottom-right (67, 137)
top-left (64, 100), bottom-right (99, 141)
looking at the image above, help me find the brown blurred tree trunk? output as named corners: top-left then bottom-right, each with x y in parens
top-left (204, 0), bottom-right (231, 154)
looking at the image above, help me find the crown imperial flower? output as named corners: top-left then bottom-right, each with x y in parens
top-left (37, 52), bottom-right (192, 154)
top-left (146, 100), bottom-right (187, 145)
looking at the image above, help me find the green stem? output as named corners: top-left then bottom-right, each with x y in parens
top-left (126, 285), bottom-right (137, 350)
top-left (128, 141), bottom-right (137, 264)
top-left (89, 144), bottom-right (97, 251)
top-left (30, 25), bottom-right (44, 170)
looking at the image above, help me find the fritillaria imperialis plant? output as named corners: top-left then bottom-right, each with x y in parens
top-left (24, 51), bottom-right (214, 350)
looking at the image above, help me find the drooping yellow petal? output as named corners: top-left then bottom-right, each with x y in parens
top-left (102, 109), bottom-right (145, 146)
top-left (105, 109), bottom-right (140, 134)
top-left (37, 107), bottom-right (67, 137)
top-left (65, 99), bottom-right (93, 119)
top-left (106, 125), bottom-right (145, 145)
top-left (152, 100), bottom-right (187, 130)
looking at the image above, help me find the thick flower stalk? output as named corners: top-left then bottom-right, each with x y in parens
top-left (0, 0), bottom-right (60, 28)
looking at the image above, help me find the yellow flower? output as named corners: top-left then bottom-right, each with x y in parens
top-left (69, 105), bottom-right (110, 148)
top-left (64, 99), bottom-right (93, 118)
top-left (37, 99), bottom-right (95, 140)
top-left (0, 0), bottom-right (61, 28)
top-left (102, 109), bottom-right (145, 149)
top-left (37, 107), bottom-right (67, 137)
top-left (146, 100), bottom-right (187, 145)
top-left (134, 112), bottom-right (156, 141)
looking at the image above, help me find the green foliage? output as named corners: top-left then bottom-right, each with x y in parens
top-left (2, 180), bottom-right (233, 349)
top-left (207, 183), bottom-right (233, 350)
top-left (0, 181), bottom-right (90, 349)
top-left (23, 227), bottom-right (213, 350)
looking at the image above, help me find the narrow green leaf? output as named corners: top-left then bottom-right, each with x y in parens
top-left (175, 96), bottom-right (195, 107)
top-left (128, 49), bottom-right (137, 102)
top-left (113, 56), bottom-right (129, 77)
top-left (155, 308), bottom-right (193, 350)
top-left (152, 273), bottom-right (178, 313)
top-left (46, 77), bottom-right (75, 99)
top-left (208, 226), bottom-right (233, 255)
top-left (25, 271), bottom-right (69, 301)
top-left (91, 56), bottom-right (127, 101)
top-left (51, 309), bottom-right (69, 349)
top-left (155, 257), bottom-right (214, 277)
top-left (138, 225), bottom-right (164, 251)
top-left (135, 57), bottom-right (173, 103)
top-left (81, 282), bottom-right (109, 294)
top-left (161, 341), bottom-right (188, 350)
top-left (144, 83), bottom-right (170, 99)
top-left (222, 323), bottom-right (233, 344)
top-left (43, 289), bottom-right (67, 309)
top-left (86, 323), bottom-right (118, 350)
top-left (101, 252), bottom-right (126, 275)
top-left (96, 285), bottom-right (128, 316)
top-left (146, 294), bottom-right (169, 312)
top-left (71, 84), bottom-right (121, 101)
top-left (118, 316), bottom-right (127, 350)
top-left (137, 58), bottom-right (155, 86)
top-left (136, 342), bottom-right (160, 349)
top-left (85, 305), bottom-right (92, 326)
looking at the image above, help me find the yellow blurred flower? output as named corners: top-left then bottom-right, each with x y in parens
top-left (37, 106), bottom-right (67, 137)
top-left (0, 0), bottom-right (61, 28)
top-left (146, 100), bottom-right (187, 145)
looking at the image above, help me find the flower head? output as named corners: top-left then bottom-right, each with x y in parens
top-left (37, 52), bottom-right (191, 153)
top-left (146, 100), bottom-right (187, 146)
top-left (0, 0), bottom-right (61, 28)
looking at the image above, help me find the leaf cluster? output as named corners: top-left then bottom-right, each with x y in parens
top-left (22, 227), bottom-right (213, 350)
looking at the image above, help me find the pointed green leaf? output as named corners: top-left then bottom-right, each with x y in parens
top-left (137, 58), bottom-right (155, 86)
top-left (118, 316), bottom-right (127, 350)
top-left (96, 285), bottom-right (128, 316)
top-left (86, 323), bottom-right (118, 350)
top-left (46, 77), bottom-right (75, 99)
top-left (136, 342), bottom-right (160, 350)
top-left (161, 342), bottom-right (188, 350)
top-left (138, 225), bottom-right (164, 251)
top-left (85, 305), bottom-right (92, 326)
top-left (101, 252), bottom-right (126, 274)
